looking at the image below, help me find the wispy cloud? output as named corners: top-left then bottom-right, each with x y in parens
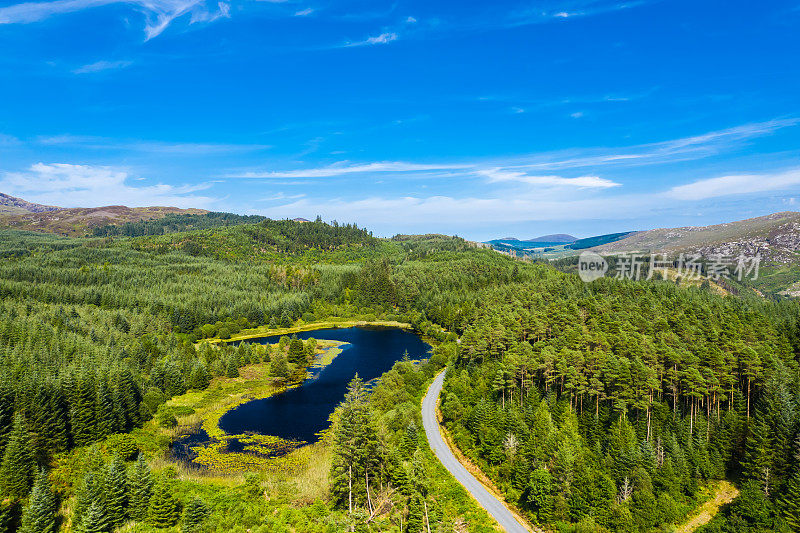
top-left (229, 161), bottom-right (467, 179)
top-left (505, 118), bottom-right (800, 172)
top-left (259, 192), bottom-right (306, 201)
top-left (0, 0), bottom-right (231, 40)
top-left (0, 163), bottom-right (217, 208)
top-left (228, 118), bottom-right (799, 185)
top-left (72, 59), bottom-right (132, 74)
top-left (294, 7), bottom-right (313, 17)
top-left (258, 168), bottom-right (800, 235)
top-left (36, 134), bottom-right (271, 154)
top-left (259, 193), bottom-right (654, 232)
top-left (345, 32), bottom-right (398, 47)
top-left (667, 168), bottom-right (800, 201)
top-left (478, 168), bottom-right (620, 188)
top-left (507, 0), bottom-right (650, 27)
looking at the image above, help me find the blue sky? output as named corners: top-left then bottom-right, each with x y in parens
top-left (0, 0), bottom-right (799, 239)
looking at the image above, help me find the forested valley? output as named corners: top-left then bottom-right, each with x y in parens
top-left (0, 217), bottom-right (798, 533)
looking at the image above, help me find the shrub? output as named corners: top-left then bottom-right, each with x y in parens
top-left (106, 433), bottom-right (140, 461)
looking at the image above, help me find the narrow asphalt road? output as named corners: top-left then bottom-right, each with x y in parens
top-left (422, 370), bottom-right (531, 533)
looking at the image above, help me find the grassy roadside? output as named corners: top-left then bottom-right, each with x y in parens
top-left (433, 400), bottom-right (540, 533)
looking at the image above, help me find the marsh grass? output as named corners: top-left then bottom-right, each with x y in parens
top-left (202, 319), bottom-right (411, 346)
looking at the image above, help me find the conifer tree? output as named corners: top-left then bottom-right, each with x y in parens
top-left (71, 375), bottom-right (97, 447)
top-left (19, 469), bottom-right (57, 533)
top-left (778, 471), bottom-right (800, 530)
top-left (104, 456), bottom-right (128, 528)
top-left (73, 472), bottom-right (105, 530)
top-left (406, 493), bottom-right (424, 533)
top-left (386, 450), bottom-right (411, 496)
top-left (0, 382), bottom-right (14, 455)
top-left (0, 413), bottom-right (36, 500)
top-left (128, 455), bottom-right (154, 521)
top-left (330, 375), bottom-right (381, 511)
top-left (742, 412), bottom-right (775, 495)
top-left (147, 480), bottom-right (181, 528)
top-left (271, 355), bottom-right (289, 379)
top-left (188, 364), bottom-right (209, 390)
top-left (288, 336), bottom-right (305, 365)
top-left (527, 468), bottom-right (554, 523)
top-left (181, 497), bottom-right (210, 533)
top-left (79, 501), bottom-right (108, 533)
top-left (225, 358), bottom-right (239, 378)
top-left (401, 422), bottom-right (418, 457)
top-left (44, 390), bottom-right (69, 454)
top-left (95, 379), bottom-right (117, 440)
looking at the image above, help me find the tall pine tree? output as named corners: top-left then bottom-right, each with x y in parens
top-left (128, 454), bottom-right (154, 522)
top-left (104, 456), bottom-right (128, 529)
top-left (147, 479), bottom-right (181, 528)
top-left (330, 375), bottom-right (382, 512)
top-left (778, 471), bottom-right (800, 530)
top-left (79, 500), bottom-right (109, 533)
top-left (0, 413), bottom-right (36, 500)
top-left (19, 469), bottom-right (57, 533)
top-left (181, 497), bottom-right (210, 533)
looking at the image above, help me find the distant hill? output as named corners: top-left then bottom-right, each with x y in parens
top-left (589, 212), bottom-right (800, 296)
top-left (0, 203), bottom-right (208, 236)
top-left (592, 212), bottom-right (800, 263)
top-left (487, 232), bottom-right (611, 255)
top-left (527, 233), bottom-right (577, 243)
top-left (569, 231), bottom-right (637, 250)
top-left (0, 193), bottom-right (60, 215)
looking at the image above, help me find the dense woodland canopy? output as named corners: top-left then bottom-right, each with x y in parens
top-left (91, 212), bottom-right (267, 238)
top-left (0, 219), bottom-right (798, 532)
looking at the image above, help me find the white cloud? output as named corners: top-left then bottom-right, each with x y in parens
top-left (72, 59), bottom-right (132, 74)
top-left (405, 16), bottom-right (416, 23)
top-left (570, 111), bottom-right (584, 119)
top-left (228, 161), bottom-right (467, 178)
top-left (261, 193), bottom-right (653, 232)
top-left (478, 168), bottom-right (621, 188)
top-left (346, 32), bottom-right (398, 47)
top-left (0, 163), bottom-right (217, 208)
top-left (667, 168), bottom-right (800, 201)
top-left (294, 7), bottom-right (313, 16)
top-left (259, 192), bottom-right (305, 201)
top-left (505, 118), bottom-right (800, 172)
top-left (0, 0), bottom-right (230, 39)
top-left (36, 134), bottom-right (271, 154)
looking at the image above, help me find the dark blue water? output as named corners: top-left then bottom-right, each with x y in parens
top-left (219, 326), bottom-right (430, 443)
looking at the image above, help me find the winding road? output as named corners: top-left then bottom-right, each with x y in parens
top-left (422, 370), bottom-right (531, 533)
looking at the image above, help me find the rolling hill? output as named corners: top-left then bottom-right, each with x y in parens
top-left (592, 212), bottom-right (800, 263)
top-left (0, 193), bottom-right (59, 215)
top-left (0, 202), bottom-right (208, 236)
top-left (527, 233), bottom-right (577, 243)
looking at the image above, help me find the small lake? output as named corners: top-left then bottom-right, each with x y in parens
top-left (218, 326), bottom-right (430, 444)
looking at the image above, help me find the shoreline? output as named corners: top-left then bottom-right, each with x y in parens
top-left (200, 319), bottom-right (413, 346)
